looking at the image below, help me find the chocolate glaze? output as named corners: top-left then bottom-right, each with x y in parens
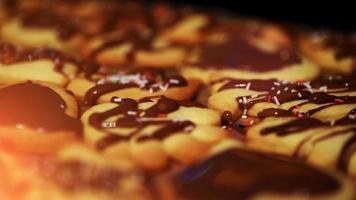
top-left (176, 149), bottom-right (340, 200)
top-left (0, 82), bottom-right (82, 133)
top-left (196, 32), bottom-right (300, 71)
top-left (84, 68), bottom-right (187, 106)
top-left (89, 96), bottom-right (196, 150)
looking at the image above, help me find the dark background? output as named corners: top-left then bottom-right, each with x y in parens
top-left (172, 0), bottom-right (356, 32)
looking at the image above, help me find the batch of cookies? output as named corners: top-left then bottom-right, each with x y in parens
top-left (0, 0), bottom-right (355, 200)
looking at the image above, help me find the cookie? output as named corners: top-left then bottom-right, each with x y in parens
top-left (80, 4), bottom-right (212, 68)
top-left (67, 68), bottom-right (200, 105)
top-left (299, 31), bottom-right (356, 74)
top-left (247, 109), bottom-right (356, 177)
top-left (0, 144), bottom-right (152, 200)
top-left (182, 21), bottom-right (319, 83)
top-left (0, 81), bottom-right (82, 154)
top-left (0, 42), bottom-right (80, 86)
top-left (171, 148), bottom-right (355, 200)
top-left (209, 74), bottom-right (356, 130)
top-left (81, 96), bottom-right (227, 170)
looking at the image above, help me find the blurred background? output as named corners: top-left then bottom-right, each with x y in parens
top-left (173, 0), bottom-right (356, 32)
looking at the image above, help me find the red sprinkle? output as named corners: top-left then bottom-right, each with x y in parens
top-left (334, 99), bottom-right (344, 103)
top-left (266, 95), bottom-right (271, 102)
top-left (158, 114), bottom-right (167, 118)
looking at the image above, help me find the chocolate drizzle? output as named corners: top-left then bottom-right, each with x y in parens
top-left (89, 96), bottom-right (196, 150)
top-left (0, 42), bottom-right (80, 73)
top-left (0, 82), bottom-right (82, 133)
top-left (260, 109), bottom-right (356, 174)
top-left (84, 68), bottom-right (187, 106)
top-left (176, 149), bottom-right (340, 200)
top-left (196, 32), bottom-right (300, 71)
top-left (216, 76), bottom-right (356, 120)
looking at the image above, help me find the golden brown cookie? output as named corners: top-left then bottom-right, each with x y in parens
top-left (0, 42), bottom-right (80, 86)
top-left (182, 21), bottom-right (319, 83)
top-left (0, 81), bottom-right (82, 154)
top-left (209, 74), bottom-right (356, 131)
top-left (68, 68), bottom-right (200, 105)
top-left (299, 31), bottom-right (356, 74)
top-left (247, 110), bottom-right (356, 178)
top-left (81, 96), bottom-right (228, 170)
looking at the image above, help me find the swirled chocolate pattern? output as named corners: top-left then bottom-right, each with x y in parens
top-left (216, 74), bottom-right (356, 121)
top-left (258, 109), bottom-right (356, 174)
top-left (176, 149), bottom-right (341, 200)
top-left (89, 96), bottom-right (195, 150)
top-left (84, 68), bottom-right (187, 106)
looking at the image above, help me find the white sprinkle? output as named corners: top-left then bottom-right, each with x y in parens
top-left (245, 82), bottom-right (251, 90)
top-left (319, 86), bottom-right (328, 92)
top-left (271, 87), bottom-right (275, 91)
top-left (93, 90), bottom-right (98, 94)
top-left (303, 82), bottom-right (312, 89)
top-left (345, 83), bottom-right (349, 87)
top-left (330, 120), bottom-right (335, 126)
top-left (184, 125), bottom-right (195, 132)
top-left (297, 92), bottom-right (302, 98)
top-left (169, 79), bottom-right (180, 84)
top-left (282, 80), bottom-right (289, 85)
top-left (127, 111), bottom-right (137, 115)
top-left (273, 96), bottom-right (280, 106)
top-left (277, 90), bottom-right (281, 95)
top-left (159, 83), bottom-right (169, 91)
top-left (242, 97), bottom-right (248, 104)
top-left (238, 99), bottom-right (243, 103)
top-left (221, 126), bottom-right (227, 129)
top-left (113, 97), bottom-right (122, 103)
top-left (284, 87), bottom-right (289, 91)
top-left (60, 104), bottom-right (65, 109)
top-left (97, 79), bottom-right (105, 85)
top-left (241, 114), bottom-right (248, 119)
top-left (235, 84), bottom-right (245, 88)
top-left (251, 94), bottom-right (259, 98)
top-left (149, 88), bottom-right (154, 93)
top-left (274, 82), bottom-right (281, 86)
top-left (348, 114), bottom-right (356, 119)
top-left (291, 89), bottom-right (297, 93)
top-left (101, 121), bottom-right (116, 128)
